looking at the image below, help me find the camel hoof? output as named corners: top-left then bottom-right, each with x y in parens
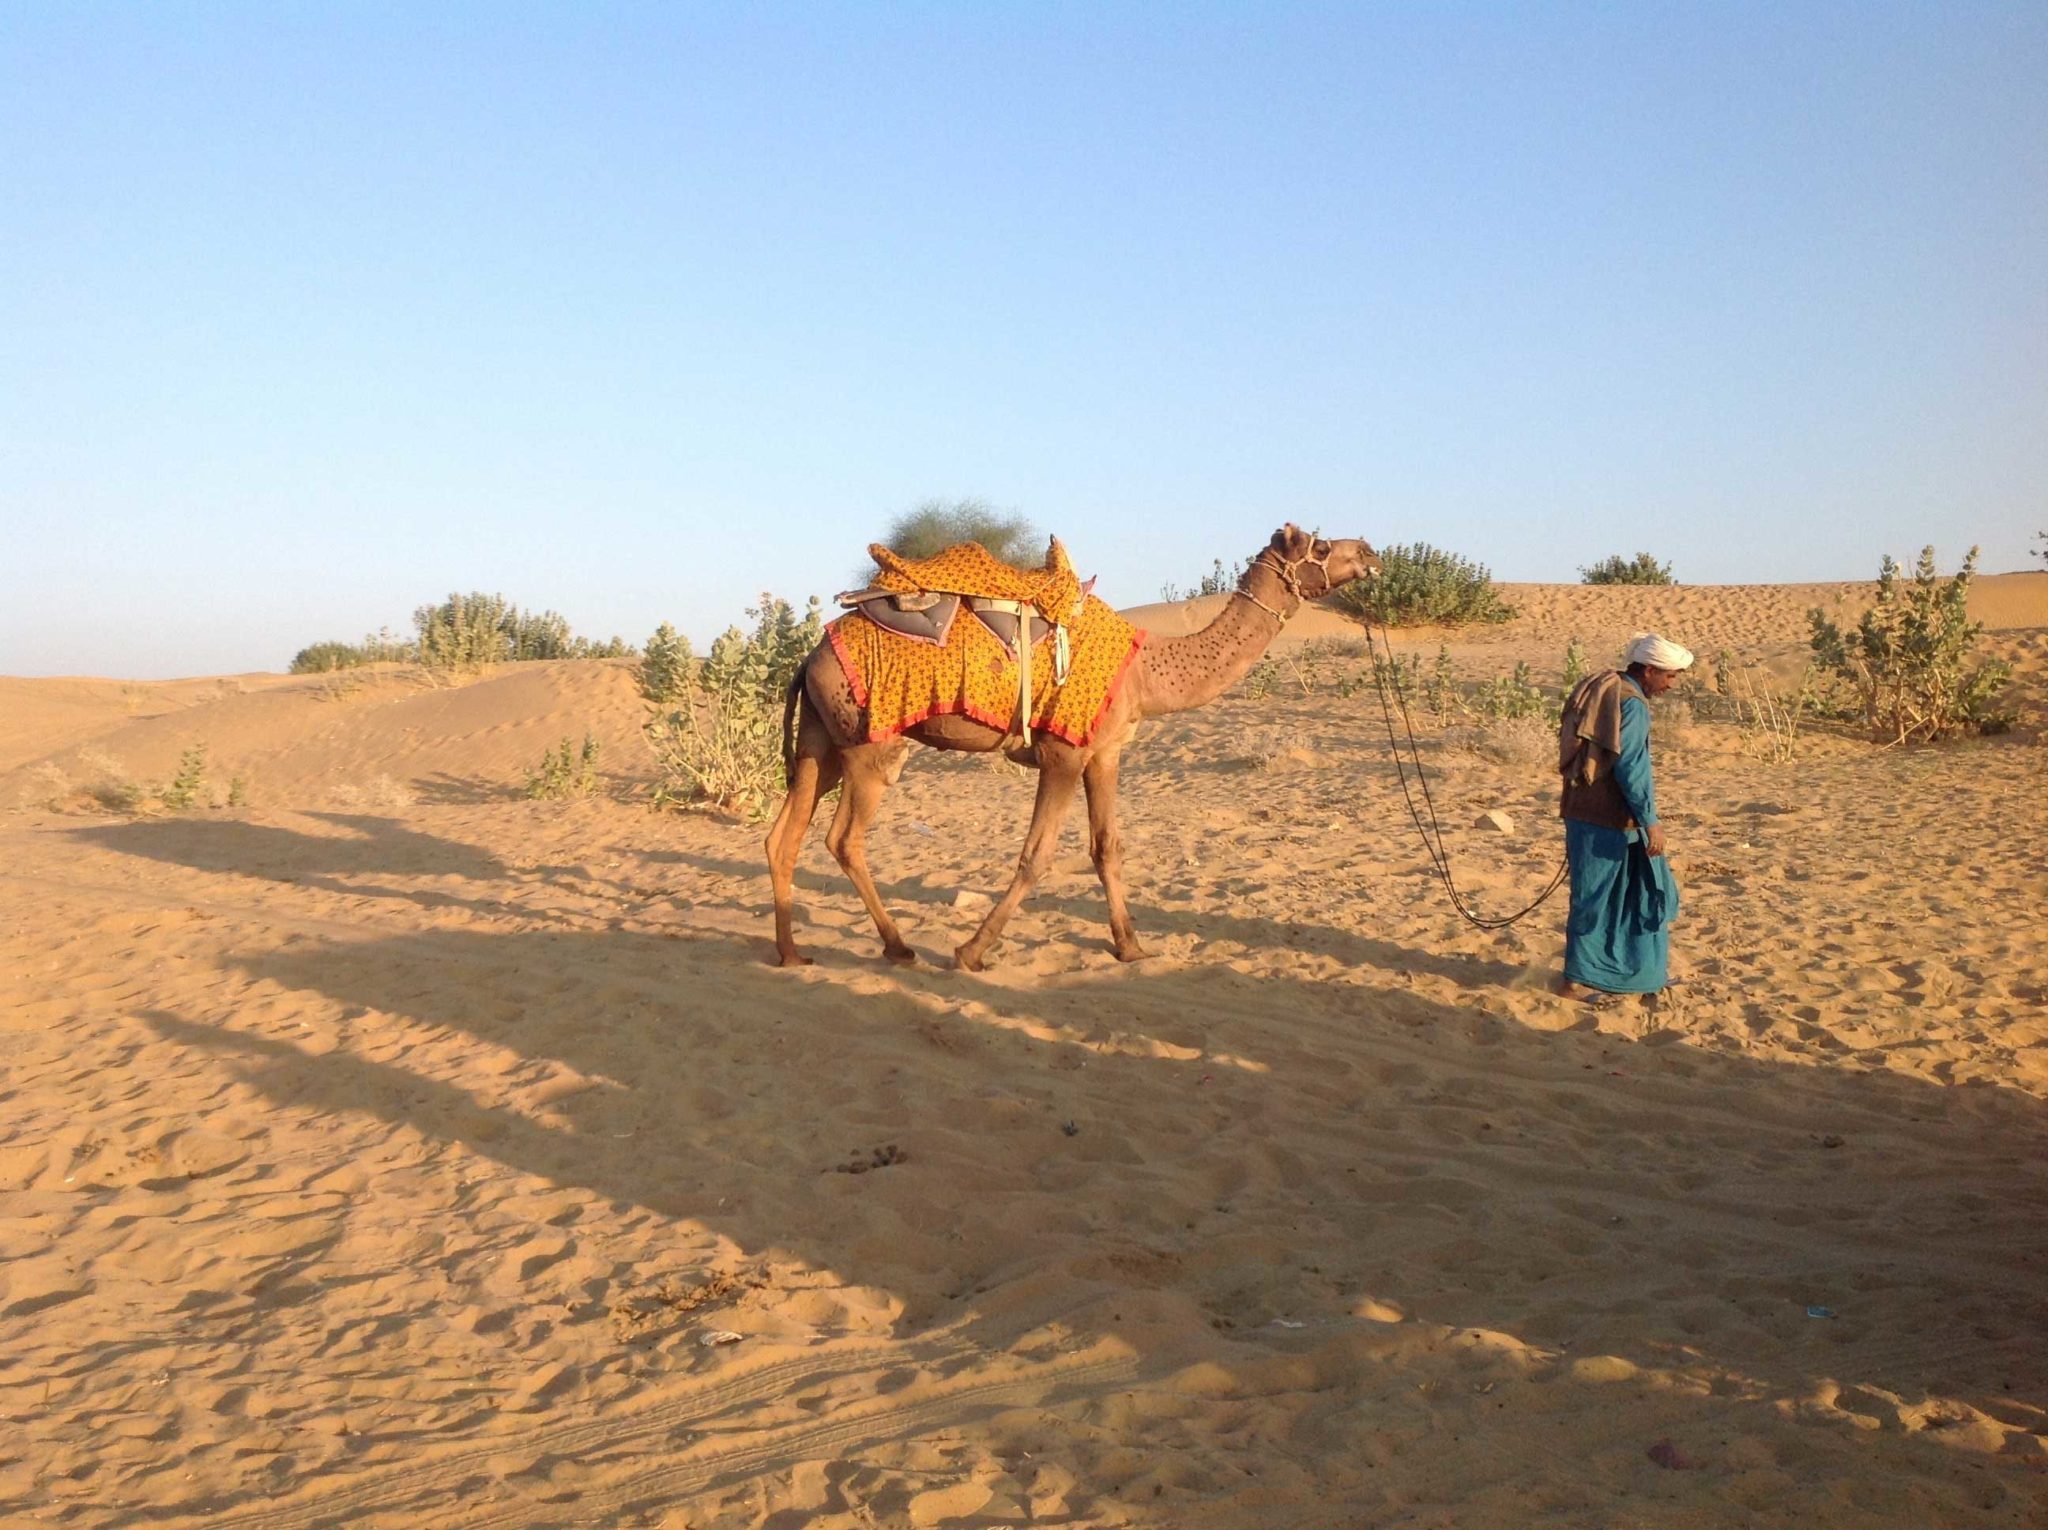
top-left (883, 944), bottom-right (917, 966)
top-left (1113, 943), bottom-right (1154, 964)
top-left (773, 950), bottom-right (815, 969)
top-left (953, 944), bottom-right (986, 972)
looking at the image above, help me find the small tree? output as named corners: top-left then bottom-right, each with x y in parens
top-left (1581, 552), bottom-right (1675, 586)
top-left (1808, 546), bottom-right (2011, 743)
top-left (2034, 530), bottom-right (2046, 565)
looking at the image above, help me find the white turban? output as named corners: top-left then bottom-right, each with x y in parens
top-left (1626, 632), bottom-right (1694, 671)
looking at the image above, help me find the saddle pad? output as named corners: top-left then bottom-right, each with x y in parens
top-left (967, 602), bottom-right (1050, 658)
top-left (828, 593), bottom-right (1145, 747)
top-left (869, 538), bottom-right (1084, 625)
top-left (841, 592), bottom-right (961, 647)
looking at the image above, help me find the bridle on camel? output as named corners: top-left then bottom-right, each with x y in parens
top-left (1232, 544), bottom-right (1338, 621)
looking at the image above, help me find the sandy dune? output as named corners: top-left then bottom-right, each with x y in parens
top-left (3, 575), bottom-right (2046, 1527)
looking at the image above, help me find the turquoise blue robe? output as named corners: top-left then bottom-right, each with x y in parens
top-left (1563, 684), bottom-right (1680, 994)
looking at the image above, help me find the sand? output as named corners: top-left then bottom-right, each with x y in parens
top-left (3, 573), bottom-right (2046, 1527)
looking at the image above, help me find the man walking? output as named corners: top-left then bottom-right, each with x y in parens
top-left (1555, 633), bottom-right (1693, 1006)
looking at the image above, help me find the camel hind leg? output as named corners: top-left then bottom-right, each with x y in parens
top-left (824, 740), bottom-right (916, 964)
top-left (765, 679), bottom-right (845, 967)
top-left (765, 750), bottom-right (841, 967)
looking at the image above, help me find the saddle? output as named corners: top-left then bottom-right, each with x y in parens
top-left (836, 538), bottom-right (1092, 744)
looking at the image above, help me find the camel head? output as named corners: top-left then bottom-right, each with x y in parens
top-left (1261, 523), bottom-right (1381, 599)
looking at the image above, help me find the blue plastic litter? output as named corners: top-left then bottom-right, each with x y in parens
top-left (1805, 1305), bottom-right (1835, 1319)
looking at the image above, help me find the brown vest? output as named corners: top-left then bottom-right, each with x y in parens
top-left (1559, 680), bottom-right (1641, 830)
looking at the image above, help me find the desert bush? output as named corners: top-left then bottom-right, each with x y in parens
top-left (1561, 637), bottom-right (1588, 694)
top-left (1581, 552), bottom-right (1675, 586)
top-left (1713, 658), bottom-right (1810, 762)
top-left (1327, 543), bottom-right (1513, 627)
top-left (1808, 546), bottom-right (2012, 743)
top-left (289, 628), bottom-right (416, 673)
top-left (2034, 530), bottom-right (2046, 564)
top-left (415, 592), bottom-right (513, 669)
top-left (639, 622), bottom-right (695, 703)
top-left (408, 594), bottom-right (632, 671)
top-left (75, 748), bottom-right (145, 813)
top-left (857, 498), bottom-right (1040, 586)
top-left (646, 593), bottom-right (823, 821)
top-left (1369, 652), bottom-right (1421, 708)
top-left (15, 762), bottom-right (72, 811)
top-left (525, 735), bottom-right (602, 800)
top-left (1468, 661), bottom-right (1549, 721)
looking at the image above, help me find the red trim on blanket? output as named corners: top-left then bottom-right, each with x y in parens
top-left (1033, 629), bottom-right (1148, 747)
top-left (826, 621), bottom-right (870, 709)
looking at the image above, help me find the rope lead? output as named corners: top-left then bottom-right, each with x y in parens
top-left (1363, 614), bottom-right (1568, 931)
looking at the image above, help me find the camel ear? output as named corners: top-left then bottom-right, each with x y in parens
top-left (1271, 524), bottom-right (1310, 557)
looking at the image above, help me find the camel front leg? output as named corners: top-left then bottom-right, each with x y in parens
top-left (764, 752), bottom-right (841, 967)
top-left (955, 761), bottom-right (1083, 972)
top-left (1083, 749), bottom-right (1148, 962)
top-left (824, 749), bottom-right (916, 965)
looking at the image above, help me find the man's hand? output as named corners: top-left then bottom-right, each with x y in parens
top-left (1644, 824), bottom-right (1667, 858)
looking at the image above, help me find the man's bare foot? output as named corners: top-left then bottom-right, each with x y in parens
top-left (1555, 978), bottom-right (1624, 1010)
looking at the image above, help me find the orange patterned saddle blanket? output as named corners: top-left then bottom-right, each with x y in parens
top-left (830, 546), bottom-right (1145, 747)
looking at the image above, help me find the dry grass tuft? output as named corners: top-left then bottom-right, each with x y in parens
top-left (1444, 715), bottom-right (1554, 768)
top-left (328, 775), bottom-right (416, 810)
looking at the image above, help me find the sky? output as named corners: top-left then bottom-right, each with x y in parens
top-left (3, 3), bottom-right (2044, 679)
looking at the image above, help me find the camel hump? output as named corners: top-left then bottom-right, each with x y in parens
top-left (871, 537), bottom-right (1084, 622)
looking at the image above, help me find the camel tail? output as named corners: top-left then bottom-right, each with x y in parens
top-left (781, 669), bottom-right (804, 788)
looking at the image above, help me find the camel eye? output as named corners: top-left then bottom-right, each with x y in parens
top-left (1313, 540), bottom-right (1331, 558)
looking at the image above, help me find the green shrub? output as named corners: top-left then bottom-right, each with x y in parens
top-left (415, 592), bottom-right (514, 669)
top-left (857, 498), bottom-right (1039, 586)
top-left (1326, 543), bottom-right (1513, 627)
top-left (639, 622), bottom-right (695, 703)
top-left (1561, 636), bottom-right (1588, 693)
top-left (1808, 546), bottom-right (2012, 743)
top-left (1469, 661), bottom-right (1548, 721)
top-left (646, 594), bottom-right (823, 821)
top-left (1581, 552), bottom-right (1675, 586)
top-left (289, 628), bottom-right (415, 673)
top-left (525, 735), bottom-right (602, 800)
top-left (408, 594), bottom-right (632, 671)
top-left (160, 745), bottom-right (208, 810)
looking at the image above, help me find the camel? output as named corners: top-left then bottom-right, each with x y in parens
top-left (764, 524), bottom-right (1382, 970)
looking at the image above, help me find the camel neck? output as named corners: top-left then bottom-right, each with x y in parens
top-left (1136, 567), bottom-right (1295, 716)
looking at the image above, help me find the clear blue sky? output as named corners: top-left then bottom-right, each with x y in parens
top-left (4, 3), bottom-right (2043, 678)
